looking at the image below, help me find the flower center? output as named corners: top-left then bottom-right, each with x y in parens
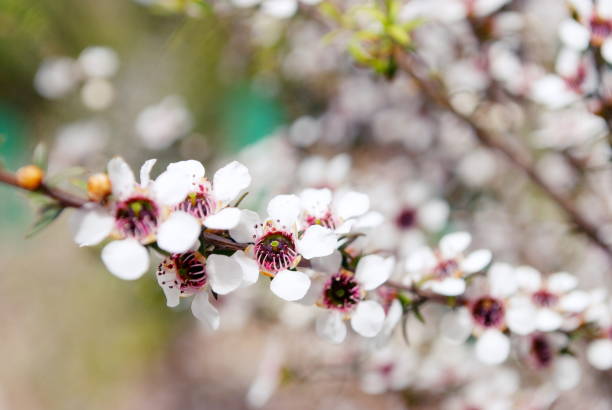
top-left (532, 290), bottom-right (559, 307)
top-left (176, 189), bottom-right (216, 220)
top-left (471, 296), bottom-right (504, 328)
top-left (395, 208), bottom-right (417, 230)
top-left (158, 251), bottom-right (207, 295)
top-left (530, 334), bottom-right (554, 369)
top-left (322, 271), bottom-right (362, 312)
top-left (254, 231), bottom-right (298, 273)
top-left (433, 259), bottom-right (459, 279)
top-left (304, 212), bottom-right (337, 230)
top-left (115, 196), bottom-right (159, 239)
top-left (590, 16), bottom-right (612, 46)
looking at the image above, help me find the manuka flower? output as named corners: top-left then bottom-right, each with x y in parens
top-left (230, 194), bottom-right (339, 301)
top-left (441, 263), bottom-right (518, 365)
top-left (404, 232), bottom-right (492, 296)
top-left (156, 249), bottom-right (258, 329)
top-left (311, 253), bottom-right (396, 343)
top-left (504, 267), bottom-right (590, 335)
top-left (72, 157), bottom-right (200, 280)
top-left (298, 187), bottom-right (375, 233)
top-left (167, 159), bottom-right (251, 230)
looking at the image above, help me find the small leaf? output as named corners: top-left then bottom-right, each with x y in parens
top-left (412, 303), bottom-right (426, 324)
top-left (32, 142), bottom-right (48, 171)
top-left (26, 203), bottom-right (64, 238)
top-left (387, 25), bottom-right (410, 45)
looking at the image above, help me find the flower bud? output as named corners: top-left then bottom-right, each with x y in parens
top-left (87, 173), bottom-right (112, 201)
top-left (16, 165), bottom-right (44, 190)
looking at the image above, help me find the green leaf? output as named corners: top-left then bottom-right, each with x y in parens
top-left (26, 203), bottom-right (64, 238)
top-left (32, 142), bottom-right (47, 171)
top-left (387, 25), bottom-right (410, 45)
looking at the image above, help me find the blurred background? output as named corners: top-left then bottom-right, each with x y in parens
top-left (2, 0), bottom-right (612, 409)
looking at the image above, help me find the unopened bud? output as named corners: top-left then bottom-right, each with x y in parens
top-left (87, 173), bottom-right (112, 201)
top-left (16, 165), bottom-right (44, 190)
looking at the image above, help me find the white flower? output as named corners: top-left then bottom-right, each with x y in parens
top-left (505, 267), bottom-right (589, 335)
top-left (440, 263), bottom-right (517, 365)
top-left (136, 96), bottom-right (193, 150)
top-left (314, 254), bottom-right (395, 343)
top-left (560, 0), bottom-right (612, 64)
top-left (229, 195), bottom-right (339, 301)
top-left (34, 57), bottom-right (80, 99)
top-left (404, 232), bottom-right (492, 296)
top-left (168, 160), bottom-right (251, 230)
top-left (524, 333), bottom-right (581, 390)
top-left (360, 346), bottom-right (417, 394)
top-left (587, 338), bottom-right (612, 370)
top-left (156, 249), bottom-right (257, 328)
top-left (71, 157), bottom-right (200, 280)
top-left (299, 188), bottom-right (379, 234)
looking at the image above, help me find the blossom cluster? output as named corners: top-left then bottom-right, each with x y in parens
top-left (63, 156), bottom-right (612, 380)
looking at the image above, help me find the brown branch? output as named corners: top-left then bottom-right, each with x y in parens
top-left (201, 231), bottom-right (249, 251)
top-left (0, 169), bottom-right (88, 208)
top-left (392, 48), bottom-right (612, 259)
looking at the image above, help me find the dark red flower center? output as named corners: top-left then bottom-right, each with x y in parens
top-left (471, 296), bottom-right (505, 328)
top-left (115, 196), bottom-right (159, 239)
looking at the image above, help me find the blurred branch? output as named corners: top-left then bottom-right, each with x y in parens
top-left (392, 48), bottom-right (612, 259)
top-left (0, 168), bottom-right (88, 208)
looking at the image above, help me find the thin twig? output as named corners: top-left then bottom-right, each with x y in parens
top-left (0, 168), bottom-right (88, 208)
top-left (392, 48), bottom-right (612, 259)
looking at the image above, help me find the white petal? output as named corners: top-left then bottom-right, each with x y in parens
top-left (212, 161), bottom-right (251, 204)
top-left (355, 254), bottom-right (395, 291)
top-left (203, 207), bottom-right (241, 230)
top-left (167, 159), bottom-right (205, 181)
top-left (207, 254), bottom-right (243, 295)
top-left (375, 299), bottom-right (403, 347)
top-left (547, 272), bottom-right (578, 293)
top-left (440, 308), bottom-right (473, 344)
top-left (405, 246), bottom-right (437, 272)
top-left (440, 232), bottom-right (471, 259)
top-left (156, 269), bottom-right (180, 307)
top-left (558, 19), bottom-right (590, 50)
top-left (417, 199), bottom-right (449, 232)
top-left (602, 38), bottom-right (612, 65)
top-left (316, 311), bottom-right (347, 344)
top-left (536, 308), bottom-right (563, 332)
top-left (191, 291), bottom-right (220, 330)
top-left (152, 169), bottom-right (192, 206)
top-left (587, 339), bottom-right (612, 370)
top-left (157, 211), bottom-right (200, 254)
top-left (506, 301), bottom-right (537, 335)
top-left (475, 329), bottom-right (510, 365)
top-left (310, 250), bottom-right (342, 274)
top-left (107, 157), bottom-right (135, 199)
top-left (267, 194), bottom-right (300, 228)
top-left (229, 209), bottom-right (261, 243)
top-left (71, 207), bottom-right (114, 246)
top-left (261, 0), bottom-right (298, 18)
top-left (350, 300), bottom-right (385, 338)
top-left (553, 356), bottom-right (581, 390)
top-left (297, 225), bottom-right (338, 259)
top-left (231, 250), bottom-right (260, 287)
top-left (335, 191), bottom-right (370, 220)
top-left (515, 265), bottom-right (542, 292)
top-left (460, 249), bottom-right (492, 274)
top-left (488, 262), bottom-right (517, 298)
top-left (597, 0), bottom-right (612, 19)
top-left (559, 290), bottom-right (590, 313)
top-left (430, 277), bottom-right (466, 296)
top-left (352, 211), bottom-right (384, 230)
top-left (139, 159), bottom-right (157, 187)
top-left (299, 188), bottom-right (332, 215)
top-left (101, 239), bottom-right (149, 280)
top-left (270, 270), bottom-right (311, 301)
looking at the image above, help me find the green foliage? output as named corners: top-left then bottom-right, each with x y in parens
top-left (27, 202), bottom-right (64, 238)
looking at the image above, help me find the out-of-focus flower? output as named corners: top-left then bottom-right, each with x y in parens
top-left (78, 46), bottom-right (120, 79)
top-left (48, 120), bottom-right (109, 173)
top-left (34, 57), bottom-right (80, 99)
top-left (441, 263), bottom-right (518, 364)
top-left (246, 337), bottom-right (284, 408)
top-left (505, 267), bottom-right (590, 335)
top-left (71, 157), bottom-right (200, 280)
top-left (135, 96), bottom-right (193, 150)
top-left (533, 108), bottom-right (607, 149)
top-left (297, 153), bottom-right (351, 189)
top-left (156, 249), bottom-right (256, 328)
top-left (560, 0), bottom-right (612, 63)
top-left (360, 345), bottom-right (418, 394)
top-left (404, 232), bottom-right (492, 296)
